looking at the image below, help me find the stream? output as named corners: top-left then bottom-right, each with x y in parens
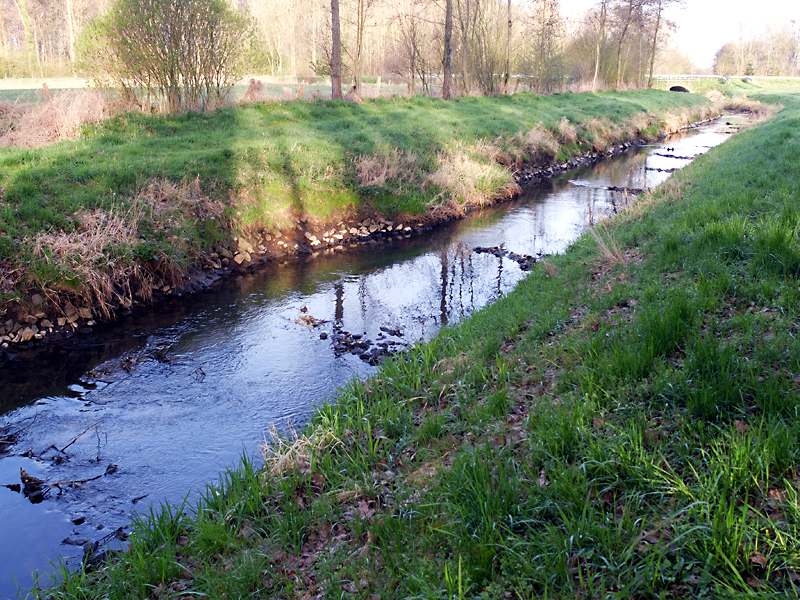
top-left (0, 114), bottom-right (748, 597)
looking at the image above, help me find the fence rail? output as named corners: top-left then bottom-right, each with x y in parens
top-left (654, 74), bottom-right (800, 81)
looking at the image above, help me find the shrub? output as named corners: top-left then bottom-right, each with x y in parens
top-left (77, 0), bottom-right (255, 112)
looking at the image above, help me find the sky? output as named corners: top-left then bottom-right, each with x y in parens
top-left (559, 0), bottom-right (800, 70)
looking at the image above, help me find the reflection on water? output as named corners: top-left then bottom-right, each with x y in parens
top-left (0, 114), bottom-right (747, 597)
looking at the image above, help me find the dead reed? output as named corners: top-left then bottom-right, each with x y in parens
top-left (355, 148), bottom-right (419, 187)
top-left (0, 89), bottom-right (108, 148)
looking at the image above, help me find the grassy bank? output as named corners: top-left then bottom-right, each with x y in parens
top-left (32, 89), bottom-right (800, 598)
top-left (0, 90), bottom-right (715, 322)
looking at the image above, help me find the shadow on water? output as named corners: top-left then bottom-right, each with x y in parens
top-left (0, 113), bottom-right (749, 598)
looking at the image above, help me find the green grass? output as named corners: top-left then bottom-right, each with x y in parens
top-left (29, 87), bottom-right (800, 598)
top-left (0, 89), bottom-right (713, 307)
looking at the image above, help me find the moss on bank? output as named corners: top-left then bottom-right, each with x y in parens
top-left (30, 88), bottom-right (800, 598)
top-left (0, 91), bottom-right (715, 326)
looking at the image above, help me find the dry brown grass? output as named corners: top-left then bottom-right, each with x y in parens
top-left (0, 90), bottom-right (108, 148)
top-left (355, 148), bottom-right (419, 187)
top-left (588, 220), bottom-right (627, 267)
top-left (516, 123), bottom-right (559, 161)
top-left (427, 149), bottom-right (516, 213)
top-left (557, 117), bottom-right (578, 144)
top-left (31, 204), bottom-right (150, 316)
top-left (580, 117), bottom-right (620, 151)
top-left (661, 109), bottom-right (690, 134)
top-left (262, 424), bottom-right (341, 478)
top-left (471, 138), bottom-right (514, 167)
top-left (29, 178), bottom-right (222, 316)
top-left (0, 101), bottom-right (24, 136)
top-left (721, 97), bottom-right (779, 123)
top-left (623, 112), bottom-right (656, 140)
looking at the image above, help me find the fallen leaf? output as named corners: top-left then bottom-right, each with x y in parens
top-left (310, 472), bottom-right (325, 494)
top-left (768, 489), bottom-right (786, 502)
top-left (735, 419), bottom-right (750, 434)
top-left (357, 499), bottom-right (376, 519)
top-left (644, 429), bottom-right (660, 446)
top-left (537, 469), bottom-right (550, 487)
top-left (751, 553), bottom-right (768, 568)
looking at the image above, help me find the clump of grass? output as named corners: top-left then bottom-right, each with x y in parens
top-left (623, 111), bottom-right (656, 140)
top-left (588, 220), bottom-right (626, 266)
top-left (580, 117), bottom-right (620, 150)
top-left (427, 148), bottom-right (518, 214)
top-left (354, 147), bottom-right (419, 188)
top-left (30, 205), bottom-right (150, 316)
top-left (261, 424), bottom-right (340, 477)
top-left (519, 122), bottom-right (560, 160)
top-left (0, 89), bottom-right (108, 148)
top-left (557, 116), bottom-right (578, 144)
top-left (471, 138), bottom-right (515, 167)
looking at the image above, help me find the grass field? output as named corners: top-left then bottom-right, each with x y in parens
top-left (0, 89), bottom-right (714, 315)
top-left (29, 87), bottom-right (800, 598)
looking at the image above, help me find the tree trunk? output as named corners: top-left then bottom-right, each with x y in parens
top-left (503, 0), bottom-right (510, 93)
top-left (647, 0), bottom-right (662, 88)
top-left (65, 0), bottom-right (76, 64)
top-left (615, 0), bottom-right (635, 90)
top-left (355, 0), bottom-right (366, 96)
top-left (331, 0), bottom-right (343, 99)
top-left (12, 0), bottom-right (36, 77)
top-left (592, 0), bottom-right (607, 92)
top-left (442, 0), bottom-right (452, 99)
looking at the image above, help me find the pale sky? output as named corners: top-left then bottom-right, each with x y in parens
top-left (559, 0), bottom-right (799, 70)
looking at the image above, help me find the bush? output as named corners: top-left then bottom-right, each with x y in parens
top-left (77, 0), bottom-right (255, 112)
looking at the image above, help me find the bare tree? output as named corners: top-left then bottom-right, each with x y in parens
top-left (591, 0), bottom-right (608, 92)
top-left (502, 0), bottom-right (510, 92)
top-left (612, 0), bottom-right (643, 89)
top-left (352, 0), bottom-right (371, 95)
top-left (442, 0), bottom-right (452, 98)
top-left (331, 0), bottom-right (343, 98)
top-left (11, 0), bottom-right (36, 76)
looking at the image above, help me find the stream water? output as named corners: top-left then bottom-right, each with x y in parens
top-left (0, 114), bottom-right (748, 597)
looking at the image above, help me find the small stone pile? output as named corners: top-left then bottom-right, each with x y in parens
top-left (331, 325), bottom-right (407, 365)
top-left (473, 246), bottom-right (538, 271)
top-left (515, 142), bottom-right (639, 184)
top-left (197, 217), bottom-right (421, 273)
top-left (0, 294), bottom-right (96, 351)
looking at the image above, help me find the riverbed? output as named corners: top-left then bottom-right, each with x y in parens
top-left (0, 114), bottom-right (748, 598)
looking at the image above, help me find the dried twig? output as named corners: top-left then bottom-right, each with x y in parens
top-left (1, 412), bottom-right (38, 442)
top-left (60, 420), bottom-right (103, 454)
top-left (47, 472), bottom-right (104, 493)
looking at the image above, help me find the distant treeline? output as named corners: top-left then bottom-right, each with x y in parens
top-left (1, 0), bottom-right (796, 93)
